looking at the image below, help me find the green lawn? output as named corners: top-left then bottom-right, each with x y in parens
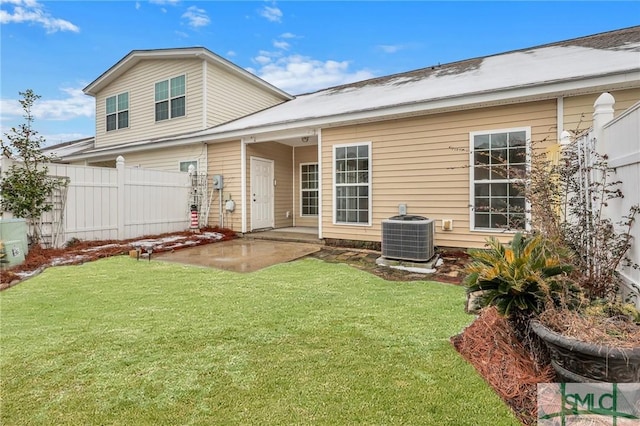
top-left (0, 256), bottom-right (518, 425)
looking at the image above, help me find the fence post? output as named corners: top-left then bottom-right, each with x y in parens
top-left (592, 92), bottom-right (615, 152)
top-left (116, 155), bottom-right (125, 240)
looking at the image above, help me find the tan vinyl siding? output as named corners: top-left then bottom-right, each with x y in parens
top-left (95, 59), bottom-right (204, 148)
top-left (206, 141), bottom-right (242, 230)
top-left (293, 145), bottom-right (319, 227)
top-left (206, 65), bottom-right (286, 127)
top-left (246, 142), bottom-right (294, 230)
top-left (321, 100), bottom-right (557, 249)
top-left (563, 88), bottom-right (640, 134)
top-left (119, 144), bottom-right (207, 172)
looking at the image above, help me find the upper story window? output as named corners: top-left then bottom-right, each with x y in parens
top-left (155, 75), bottom-right (186, 121)
top-left (470, 128), bottom-right (529, 231)
top-left (334, 142), bottom-right (371, 225)
top-left (300, 163), bottom-right (318, 216)
top-left (106, 92), bottom-right (129, 131)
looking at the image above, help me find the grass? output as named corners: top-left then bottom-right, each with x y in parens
top-left (1, 256), bottom-right (519, 425)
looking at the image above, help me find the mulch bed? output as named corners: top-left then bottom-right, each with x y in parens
top-left (452, 307), bottom-right (556, 425)
top-left (1, 234), bottom-right (542, 425)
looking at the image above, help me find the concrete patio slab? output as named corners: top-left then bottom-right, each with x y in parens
top-left (154, 238), bottom-right (321, 273)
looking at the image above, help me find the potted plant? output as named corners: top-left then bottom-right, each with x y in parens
top-left (465, 128), bottom-right (640, 383)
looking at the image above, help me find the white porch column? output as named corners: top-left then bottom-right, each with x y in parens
top-left (317, 128), bottom-right (323, 239)
top-left (240, 139), bottom-right (247, 234)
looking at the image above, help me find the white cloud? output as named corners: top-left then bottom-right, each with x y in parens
top-left (279, 32), bottom-right (297, 39)
top-left (182, 5), bottom-right (209, 28)
top-left (135, 2), bottom-right (141, 10)
top-left (376, 44), bottom-right (407, 54)
top-left (260, 5), bottom-right (282, 23)
top-left (1, 86), bottom-right (94, 122)
top-left (248, 54), bottom-right (375, 94)
top-left (254, 55), bottom-right (272, 65)
top-left (226, 50), bottom-right (237, 57)
top-left (149, 0), bottom-right (180, 4)
top-left (0, 0), bottom-right (79, 33)
top-left (273, 40), bottom-right (289, 50)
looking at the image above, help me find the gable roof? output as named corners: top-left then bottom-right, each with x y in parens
top-left (185, 26), bottom-right (640, 141)
top-left (83, 47), bottom-right (293, 100)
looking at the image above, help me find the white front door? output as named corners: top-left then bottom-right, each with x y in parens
top-left (250, 157), bottom-right (274, 230)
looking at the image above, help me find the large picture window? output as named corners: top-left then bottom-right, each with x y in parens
top-left (470, 128), bottom-right (528, 231)
top-left (106, 92), bottom-right (128, 131)
top-left (334, 142), bottom-right (371, 225)
top-left (300, 163), bottom-right (318, 216)
top-left (155, 75), bottom-right (185, 121)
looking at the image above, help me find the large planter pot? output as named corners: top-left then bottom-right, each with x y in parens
top-left (531, 320), bottom-right (640, 383)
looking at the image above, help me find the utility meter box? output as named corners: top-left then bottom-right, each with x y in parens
top-left (212, 174), bottom-right (223, 190)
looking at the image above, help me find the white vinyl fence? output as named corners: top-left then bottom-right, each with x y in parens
top-left (1, 155), bottom-right (194, 247)
top-left (577, 93), bottom-right (640, 303)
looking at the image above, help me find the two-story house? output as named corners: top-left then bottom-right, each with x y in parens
top-left (58, 47), bottom-right (292, 171)
top-left (49, 26), bottom-right (640, 249)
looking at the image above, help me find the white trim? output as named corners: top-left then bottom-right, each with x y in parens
top-left (332, 141), bottom-right (373, 226)
top-left (292, 147), bottom-right (296, 227)
top-left (299, 162), bottom-right (319, 218)
top-left (556, 96), bottom-right (564, 143)
top-left (202, 60), bottom-right (208, 129)
top-left (468, 127), bottom-right (531, 232)
top-left (317, 128), bottom-right (323, 239)
top-left (241, 139), bottom-right (247, 233)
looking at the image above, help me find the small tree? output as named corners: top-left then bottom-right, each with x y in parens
top-left (1, 89), bottom-right (65, 245)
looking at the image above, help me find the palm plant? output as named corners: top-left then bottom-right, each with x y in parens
top-left (464, 233), bottom-right (575, 318)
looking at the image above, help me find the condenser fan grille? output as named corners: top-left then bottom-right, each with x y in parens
top-left (381, 216), bottom-right (435, 262)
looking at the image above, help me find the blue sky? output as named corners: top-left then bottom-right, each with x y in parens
top-left (1, 1), bottom-right (639, 147)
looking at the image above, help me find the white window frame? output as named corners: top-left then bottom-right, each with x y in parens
top-left (155, 74), bottom-right (186, 122)
top-left (469, 127), bottom-right (530, 232)
top-left (179, 160), bottom-right (198, 173)
top-left (300, 162), bottom-right (319, 217)
top-left (105, 92), bottom-right (129, 132)
top-left (332, 141), bottom-right (372, 226)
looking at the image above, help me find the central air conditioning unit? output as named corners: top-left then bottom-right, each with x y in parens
top-left (381, 215), bottom-right (435, 262)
